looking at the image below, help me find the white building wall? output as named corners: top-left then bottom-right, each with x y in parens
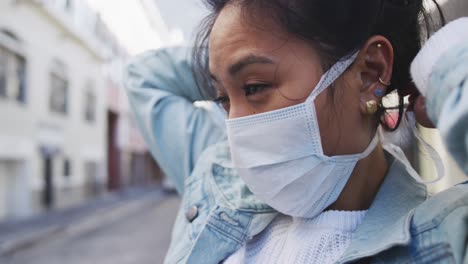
top-left (0, 0), bottom-right (108, 219)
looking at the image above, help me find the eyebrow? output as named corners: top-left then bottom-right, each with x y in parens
top-left (228, 55), bottom-right (274, 76)
top-left (209, 54), bottom-right (275, 84)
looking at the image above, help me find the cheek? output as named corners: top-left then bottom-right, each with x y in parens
top-left (261, 69), bottom-right (322, 112)
top-left (314, 92), bottom-right (338, 149)
top-left (313, 88), bottom-right (359, 155)
top-left (260, 88), bottom-right (304, 111)
top-left (314, 84), bottom-right (367, 156)
top-left (227, 91), bottom-right (255, 119)
top-left (276, 59), bottom-right (322, 100)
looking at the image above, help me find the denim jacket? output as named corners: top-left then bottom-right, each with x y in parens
top-left (125, 47), bottom-right (468, 264)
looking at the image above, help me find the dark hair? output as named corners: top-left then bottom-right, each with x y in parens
top-left (193, 0), bottom-right (444, 131)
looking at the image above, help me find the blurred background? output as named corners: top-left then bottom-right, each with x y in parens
top-left (0, 0), bottom-right (466, 263)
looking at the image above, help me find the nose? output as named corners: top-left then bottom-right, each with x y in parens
top-left (228, 97), bottom-right (255, 119)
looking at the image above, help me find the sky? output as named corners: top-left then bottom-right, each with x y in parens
top-left (84, 0), bottom-right (163, 55)
top-left (84, 0), bottom-right (208, 55)
top-left (83, 0), bottom-right (459, 56)
top-left (153, 0), bottom-right (208, 42)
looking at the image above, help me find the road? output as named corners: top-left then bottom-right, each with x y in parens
top-left (0, 192), bottom-right (181, 264)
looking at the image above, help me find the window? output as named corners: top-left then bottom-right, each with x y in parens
top-left (0, 46), bottom-right (27, 103)
top-left (85, 161), bottom-right (100, 196)
top-left (63, 158), bottom-right (71, 178)
top-left (84, 82), bottom-right (96, 123)
top-left (49, 60), bottom-right (68, 114)
top-left (49, 73), bottom-right (68, 114)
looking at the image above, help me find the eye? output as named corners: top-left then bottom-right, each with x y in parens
top-left (214, 95), bottom-right (230, 112)
top-left (243, 83), bottom-right (270, 96)
top-left (214, 95), bottom-right (229, 105)
top-left (212, 83), bottom-right (271, 114)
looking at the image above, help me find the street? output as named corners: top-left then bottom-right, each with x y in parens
top-left (0, 190), bottom-right (180, 264)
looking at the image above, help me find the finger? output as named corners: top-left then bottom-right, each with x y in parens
top-left (413, 96), bottom-right (435, 129)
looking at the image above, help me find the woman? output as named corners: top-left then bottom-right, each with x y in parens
top-left (125, 0), bottom-right (468, 263)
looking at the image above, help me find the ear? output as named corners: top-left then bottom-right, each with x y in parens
top-left (354, 36), bottom-right (394, 115)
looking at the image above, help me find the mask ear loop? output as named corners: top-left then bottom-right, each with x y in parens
top-left (275, 51), bottom-right (360, 103)
top-left (306, 52), bottom-right (360, 103)
top-left (382, 140), bottom-right (423, 182)
top-left (381, 112), bottom-right (445, 184)
top-left (407, 112), bottom-right (445, 184)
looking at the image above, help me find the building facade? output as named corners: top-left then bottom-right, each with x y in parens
top-left (0, 0), bottom-right (112, 220)
top-left (0, 0), bottom-right (169, 222)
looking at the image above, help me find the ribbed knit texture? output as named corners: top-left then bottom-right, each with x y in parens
top-left (224, 210), bottom-right (367, 264)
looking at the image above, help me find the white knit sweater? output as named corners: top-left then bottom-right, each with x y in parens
top-left (224, 210), bottom-right (367, 264)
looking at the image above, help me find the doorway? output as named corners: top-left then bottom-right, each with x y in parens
top-left (107, 111), bottom-right (120, 190)
top-left (42, 156), bottom-right (54, 209)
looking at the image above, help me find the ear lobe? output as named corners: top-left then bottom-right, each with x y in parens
top-left (359, 86), bottom-right (388, 115)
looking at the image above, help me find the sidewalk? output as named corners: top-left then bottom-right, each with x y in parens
top-left (0, 186), bottom-right (167, 257)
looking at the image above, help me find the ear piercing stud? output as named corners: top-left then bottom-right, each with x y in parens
top-left (374, 88), bottom-right (384, 98)
top-left (376, 43), bottom-right (391, 86)
top-left (366, 100), bottom-right (378, 114)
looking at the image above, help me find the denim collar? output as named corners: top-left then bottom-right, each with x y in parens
top-left (338, 157), bottom-right (428, 263)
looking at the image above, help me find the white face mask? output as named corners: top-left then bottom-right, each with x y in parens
top-left (226, 52), bottom-right (380, 218)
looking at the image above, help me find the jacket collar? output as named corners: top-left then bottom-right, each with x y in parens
top-left (338, 157), bottom-right (428, 263)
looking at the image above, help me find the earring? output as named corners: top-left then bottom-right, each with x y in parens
top-left (377, 43), bottom-right (382, 48)
top-left (366, 100), bottom-right (378, 114)
top-left (374, 88), bottom-right (384, 98)
top-left (378, 77), bottom-right (391, 86)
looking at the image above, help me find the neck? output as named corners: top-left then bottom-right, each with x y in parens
top-left (327, 144), bottom-right (388, 211)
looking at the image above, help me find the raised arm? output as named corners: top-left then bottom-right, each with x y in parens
top-left (411, 17), bottom-right (468, 174)
top-left (125, 47), bottom-right (226, 194)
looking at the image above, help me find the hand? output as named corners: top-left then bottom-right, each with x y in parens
top-left (401, 82), bottom-right (435, 129)
top-left (408, 95), bottom-right (435, 129)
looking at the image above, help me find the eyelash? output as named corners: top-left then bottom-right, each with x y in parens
top-left (214, 84), bottom-right (270, 105)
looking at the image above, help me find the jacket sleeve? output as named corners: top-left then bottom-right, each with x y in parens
top-left (426, 45), bottom-right (468, 175)
top-left (410, 17), bottom-right (468, 175)
top-left (124, 47), bottom-right (226, 194)
top-left (438, 183), bottom-right (468, 264)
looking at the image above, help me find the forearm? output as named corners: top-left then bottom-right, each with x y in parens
top-left (427, 45), bottom-right (468, 174)
top-left (410, 17), bottom-right (468, 174)
top-left (125, 47), bottom-right (225, 194)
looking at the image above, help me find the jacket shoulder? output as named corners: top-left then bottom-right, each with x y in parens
top-left (412, 181), bottom-right (468, 228)
top-left (410, 181), bottom-right (468, 263)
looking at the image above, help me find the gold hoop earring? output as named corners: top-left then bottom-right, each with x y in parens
top-left (366, 100), bottom-right (378, 114)
top-left (378, 77), bottom-right (391, 86)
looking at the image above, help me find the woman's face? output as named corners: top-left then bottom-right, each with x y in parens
top-left (209, 4), bottom-right (376, 156)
